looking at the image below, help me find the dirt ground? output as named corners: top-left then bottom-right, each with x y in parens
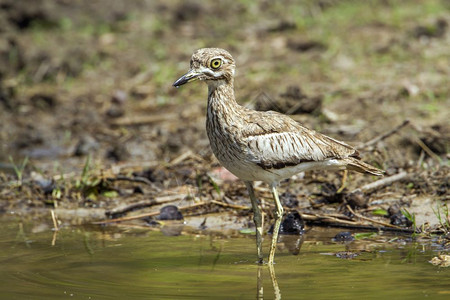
top-left (0, 0), bottom-right (448, 234)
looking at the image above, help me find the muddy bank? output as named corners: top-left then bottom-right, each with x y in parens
top-left (0, 1), bottom-right (449, 236)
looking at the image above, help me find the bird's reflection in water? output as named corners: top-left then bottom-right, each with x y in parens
top-left (269, 264), bottom-right (281, 300)
top-left (256, 264), bottom-right (281, 300)
top-left (256, 234), bottom-right (305, 299)
top-left (257, 266), bottom-right (264, 300)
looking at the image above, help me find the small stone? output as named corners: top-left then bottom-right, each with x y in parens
top-left (158, 205), bottom-right (184, 220)
top-left (390, 212), bottom-right (412, 227)
top-left (105, 144), bottom-right (130, 162)
top-left (269, 211), bottom-right (304, 235)
top-left (346, 190), bottom-right (367, 208)
top-left (333, 231), bottom-right (355, 242)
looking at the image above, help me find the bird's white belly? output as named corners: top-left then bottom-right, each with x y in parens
top-left (219, 158), bottom-right (346, 184)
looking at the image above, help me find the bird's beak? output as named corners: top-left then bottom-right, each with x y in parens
top-left (173, 69), bottom-right (201, 87)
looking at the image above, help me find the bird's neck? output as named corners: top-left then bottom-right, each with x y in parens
top-left (207, 79), bottom-right (239, 114)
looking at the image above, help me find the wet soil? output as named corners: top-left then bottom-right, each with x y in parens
top-left (0, 0), bottom-right (449, 236)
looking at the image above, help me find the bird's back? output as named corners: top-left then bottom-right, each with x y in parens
top-left (209, 105), bottom-right (383, 182)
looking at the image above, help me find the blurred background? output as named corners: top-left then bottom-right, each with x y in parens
top-left (0, 0), bottom-right (448, 212)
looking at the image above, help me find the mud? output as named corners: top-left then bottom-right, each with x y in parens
top-left (0, 1), bottom-right (448, 235)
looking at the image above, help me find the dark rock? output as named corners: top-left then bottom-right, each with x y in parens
top-left (390, 212), bottom-right (413, 227)
top-left (157, 205), bottom-right (184, 221)
top-left (105, 106), bottom-right (125, 118)
top-left (345, 190), bottom-right (367, 208)
top-left (269, 211), bottom-right (304, 235)
top-left (333, 231), bottom-right (355, 242)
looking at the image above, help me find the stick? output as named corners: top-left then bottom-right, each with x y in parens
top-left (301, 213), bottom-right (358, 226)
top-left (351, 171), bottom-right (408, 194)
top-left (106, 194), bottom-right (189, 216)
top-left (107, 175), bottom-right (161, 192)
top-left (93, 201), bottom-right (209, 224)
top-left (346, 205), bottom-right (401, 229)
top-left (210, 200), bottom-right (250, 210)
top-left (358, 120), bottom-right (410, 149)
top-left (412, 136), bottom-right (442, 163)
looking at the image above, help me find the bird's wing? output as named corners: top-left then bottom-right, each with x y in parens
top-left (240, 110), bottom-right (359, 169)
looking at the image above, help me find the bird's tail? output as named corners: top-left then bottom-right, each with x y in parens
top-left (343, 157), bottom-right (384, 176)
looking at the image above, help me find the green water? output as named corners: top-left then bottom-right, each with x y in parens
top-left (0, 219), bottom-right (448, 299)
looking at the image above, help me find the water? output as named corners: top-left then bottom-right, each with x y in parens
top-left (0, 218), bottom-right (448, 299)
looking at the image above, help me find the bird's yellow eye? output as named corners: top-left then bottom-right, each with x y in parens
top-left (210, 58), bottom-right (222, 69)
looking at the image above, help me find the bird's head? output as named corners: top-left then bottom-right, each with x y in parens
top-left (173, 48), bottom-right (235, 88)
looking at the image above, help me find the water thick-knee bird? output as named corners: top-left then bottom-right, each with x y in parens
top-left (173, 48), bottom-right (383, 264)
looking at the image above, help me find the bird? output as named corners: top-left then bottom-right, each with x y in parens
top-left (173, 48), bottom-right (383, 264)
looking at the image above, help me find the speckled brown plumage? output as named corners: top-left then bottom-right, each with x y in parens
top-left (174, 48), bottom-right (384, 264)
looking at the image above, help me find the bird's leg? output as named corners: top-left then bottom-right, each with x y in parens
top-left (268, 183), bottom-right (284, 265)
top-left (245, 181), bottom-right (264, 264)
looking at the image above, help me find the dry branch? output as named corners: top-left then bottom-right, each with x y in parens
top-left (107, 175), bottom-right (161, 192)
top-left (211, 200), bottom-right (250, 210)
top-left (346, 205), bottom-right (401, 229)
top-left (105, 194), bottom-right (189, 216)
top-left (357, 119), bottom-right (410, 149)
top-left (93, 201), bottom-right (209, 224)
top-left (352, 171), bottom-right (409, 194)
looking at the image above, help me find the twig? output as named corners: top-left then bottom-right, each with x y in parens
top-left (107, 175), bottom-right (161, 192)
top-left (351, 171), bottom-right (408, 194)
top-left (357, 120), bottom-right (410, 149)
top-left (106, 194), bottom-right (189, 216)
top-left (169, 150), bottom-right (204, 166)
top-left (346, 205), bottom-right (401, 229)
top-left (301, 212), bottom-right (359, 226)
top-left (93, 201), bottom-right (209, 225)
top-left (109, 161), bottom-right (159, 175)
top-left (211, 200), bottom-right (250, 210)
top-left (412, 136), bottom-right (442, 163)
